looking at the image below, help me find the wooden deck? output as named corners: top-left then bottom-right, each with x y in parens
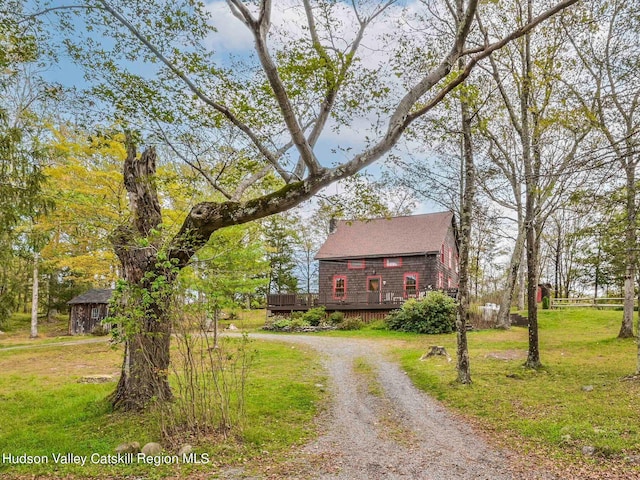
top-left (267, 289), bottom-right (458, 313)
top-left (267, 291), bottom-right (407, 312)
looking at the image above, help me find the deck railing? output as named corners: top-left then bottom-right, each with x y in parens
top-left (267, 291), bottom-right (413, 309)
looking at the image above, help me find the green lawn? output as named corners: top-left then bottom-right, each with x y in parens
top-left (392, 309), bottom-right (640, 463)
top-left (0, 328), bottom-right (325, 478)
top-left (2, 308), bottom-right (639, 476)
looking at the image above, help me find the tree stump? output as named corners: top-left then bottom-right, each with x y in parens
top-left (420, 346), bottom-right (451, 362)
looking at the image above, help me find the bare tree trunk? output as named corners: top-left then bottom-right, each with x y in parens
top-left (555, 222), bottom-right (562, 298)
top-left (518, 248), bottom-right (526, 310)
top-left (455, 39), bottom-right (474, 384)
top-left (620, 166), bottom-right (636, 338)
top-left (496, 225), bottom-right (525, 329)
top-left (521, 0), bottom-right (541, 369)
top-left (30, 253), bottom-right (38, 338)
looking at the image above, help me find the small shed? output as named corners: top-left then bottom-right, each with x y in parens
top-left (67, 289), bottom-right (114, 335)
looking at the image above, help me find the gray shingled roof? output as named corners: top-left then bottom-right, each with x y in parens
top-left (67, 289), bottom-right (114, 305)
top-left (315, 212), bottom-right (455, 260)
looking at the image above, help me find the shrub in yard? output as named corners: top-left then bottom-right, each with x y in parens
top-left (301, 307), bottom-right (326, 326)
top-left (337, 317), bottom-right (364, 330)
top-left (386, 291), bottom-right (456, 334)
top-left (368, 319), bottom-right (388, 330)
top-left (272, 317), bottom-right (292, 330)
top-left (91, 324), bottom-right (109, 336)
top-left (542, 296), bottom-right (550, 310)
top-left (290, 317), bottom-right (311, 329)
top-left (328, 311), bottom-right (345, 325)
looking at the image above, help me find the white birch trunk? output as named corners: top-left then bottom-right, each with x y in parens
top-left (30, 253), bottom-right (39, 338)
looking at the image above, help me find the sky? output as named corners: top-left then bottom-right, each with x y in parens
top-left (34, 0), bottom-right (443, 216)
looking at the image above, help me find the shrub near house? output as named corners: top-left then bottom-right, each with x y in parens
top-left (386, 291), bottom-right (456, 334)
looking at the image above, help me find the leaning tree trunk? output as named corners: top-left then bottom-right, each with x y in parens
top-left (496, 225), bottom-right (525, 329)
top-left (110, 140), bottom-right (173, 410)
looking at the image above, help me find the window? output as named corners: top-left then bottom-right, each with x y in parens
top-left (455, 255), bottom-right (459, 273)
top-left (347, 259), bottom-right (365, 269)
top-left (440, 244), bottom-right (445, 264)
top-left (91, 307), bottom-right (100, 320)
top-left (404, 273), bottom-right (419, 297)
top-left (384, 257), bottom-right (402, 268)
top-left (448, 248), bottom-right (452, 268)
top-left (333, 275), bottom-right (347, 300)
top-left (448, 277), bottom-right (452, 288)
top-left (438, 272), bottom-right (444, 289)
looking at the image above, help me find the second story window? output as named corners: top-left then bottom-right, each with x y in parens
top-left (347, 259), bottom-right (365, 269)
top-left (384, 257), bottom-right (402, 267)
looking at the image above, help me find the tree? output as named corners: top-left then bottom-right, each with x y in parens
top-left (0, 6), bottom-right (53, 326)
top-left (29, 0), bottom-right (579, 409)
top-left (565, 0), bottom-right (640, 339)
top-left (40, 128), bottom-right (128, 288)
top-left (455, 57), bottom-right (475, 385)
top-left (261, 214), bottom-right (300, 295)
top-left (474, 0), bottom-right (593, 367)
top-left (178, 222), bottom-right (267, 344)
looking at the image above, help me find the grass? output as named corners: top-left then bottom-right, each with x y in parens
top-left (220, 309), bottom-right (270, 331)
top-left (0, 312), bottom-right (75, 348)
top-left (352, 357), bottom-right (383, 397)
top-left (4, 307), bottom-right (640, 475)
top-left (391, 309), bottom-right (640, 464)
top-left (0, 315), bottom-right (326, 479)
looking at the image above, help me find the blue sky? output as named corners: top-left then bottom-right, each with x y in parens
top-left (34, 0), bottom-right (442, 215)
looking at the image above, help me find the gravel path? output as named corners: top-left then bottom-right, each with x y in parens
top-left (245, 333), bottom-right (553, 480)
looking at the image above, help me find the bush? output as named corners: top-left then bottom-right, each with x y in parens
top-left (542, 296), bottom-right (550, 310)
top-left (301, 307), bottom-right (326, 326)
top-left (290, 317), bottom-right (311, 329)
top-left (328, 311), bottom-right (345, 325)
top-left (337, 317), bottom-right (363, 330)
top-left (367, 319), bottom-right (388, 331)
top-left (91, 324), bottom-right (109, 336)
top-left (386, 291), bottom-right (456, 334)
top-left (272, 317), bottom-right (292, 330)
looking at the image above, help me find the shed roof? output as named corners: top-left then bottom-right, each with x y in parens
top-left (67, 289), bottom-right (114, 305)
top-left (315, 211), bottom-right (456, 260)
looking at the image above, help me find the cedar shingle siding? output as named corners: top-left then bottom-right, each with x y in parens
top-left (267, 212), bottom-right (459, 316)
top-left (316, 212), bottom-right (459, 302)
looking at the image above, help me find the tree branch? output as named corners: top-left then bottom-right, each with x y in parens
top-left (96, 0), bottom-right (288, 180)
top-left (407, 0), bottom-right (578, 123)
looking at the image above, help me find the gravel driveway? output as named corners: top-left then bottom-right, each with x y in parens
top-left (245, 333), bottom-right (553, 480)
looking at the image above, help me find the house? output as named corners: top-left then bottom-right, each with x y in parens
top-left (267, 212), bottom-right (459, 320)
top-left (67, 289), bottom-right (114, 335)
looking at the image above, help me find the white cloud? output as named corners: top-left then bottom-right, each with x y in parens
top-left (205, 2), bottom-right (255, 53)
top-left (204, 0), bottom-right (427, 65)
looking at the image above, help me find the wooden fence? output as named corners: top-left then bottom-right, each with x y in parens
top-left (551, 297), bottom-right (633, 309)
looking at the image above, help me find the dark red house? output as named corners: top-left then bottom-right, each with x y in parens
top-left (268, 212), bottom-right (459, 320)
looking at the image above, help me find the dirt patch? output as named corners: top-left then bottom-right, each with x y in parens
top-left (242, 334), bottom-right (553, 479)
top-left (485, 349), bottom-right (528, 361)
